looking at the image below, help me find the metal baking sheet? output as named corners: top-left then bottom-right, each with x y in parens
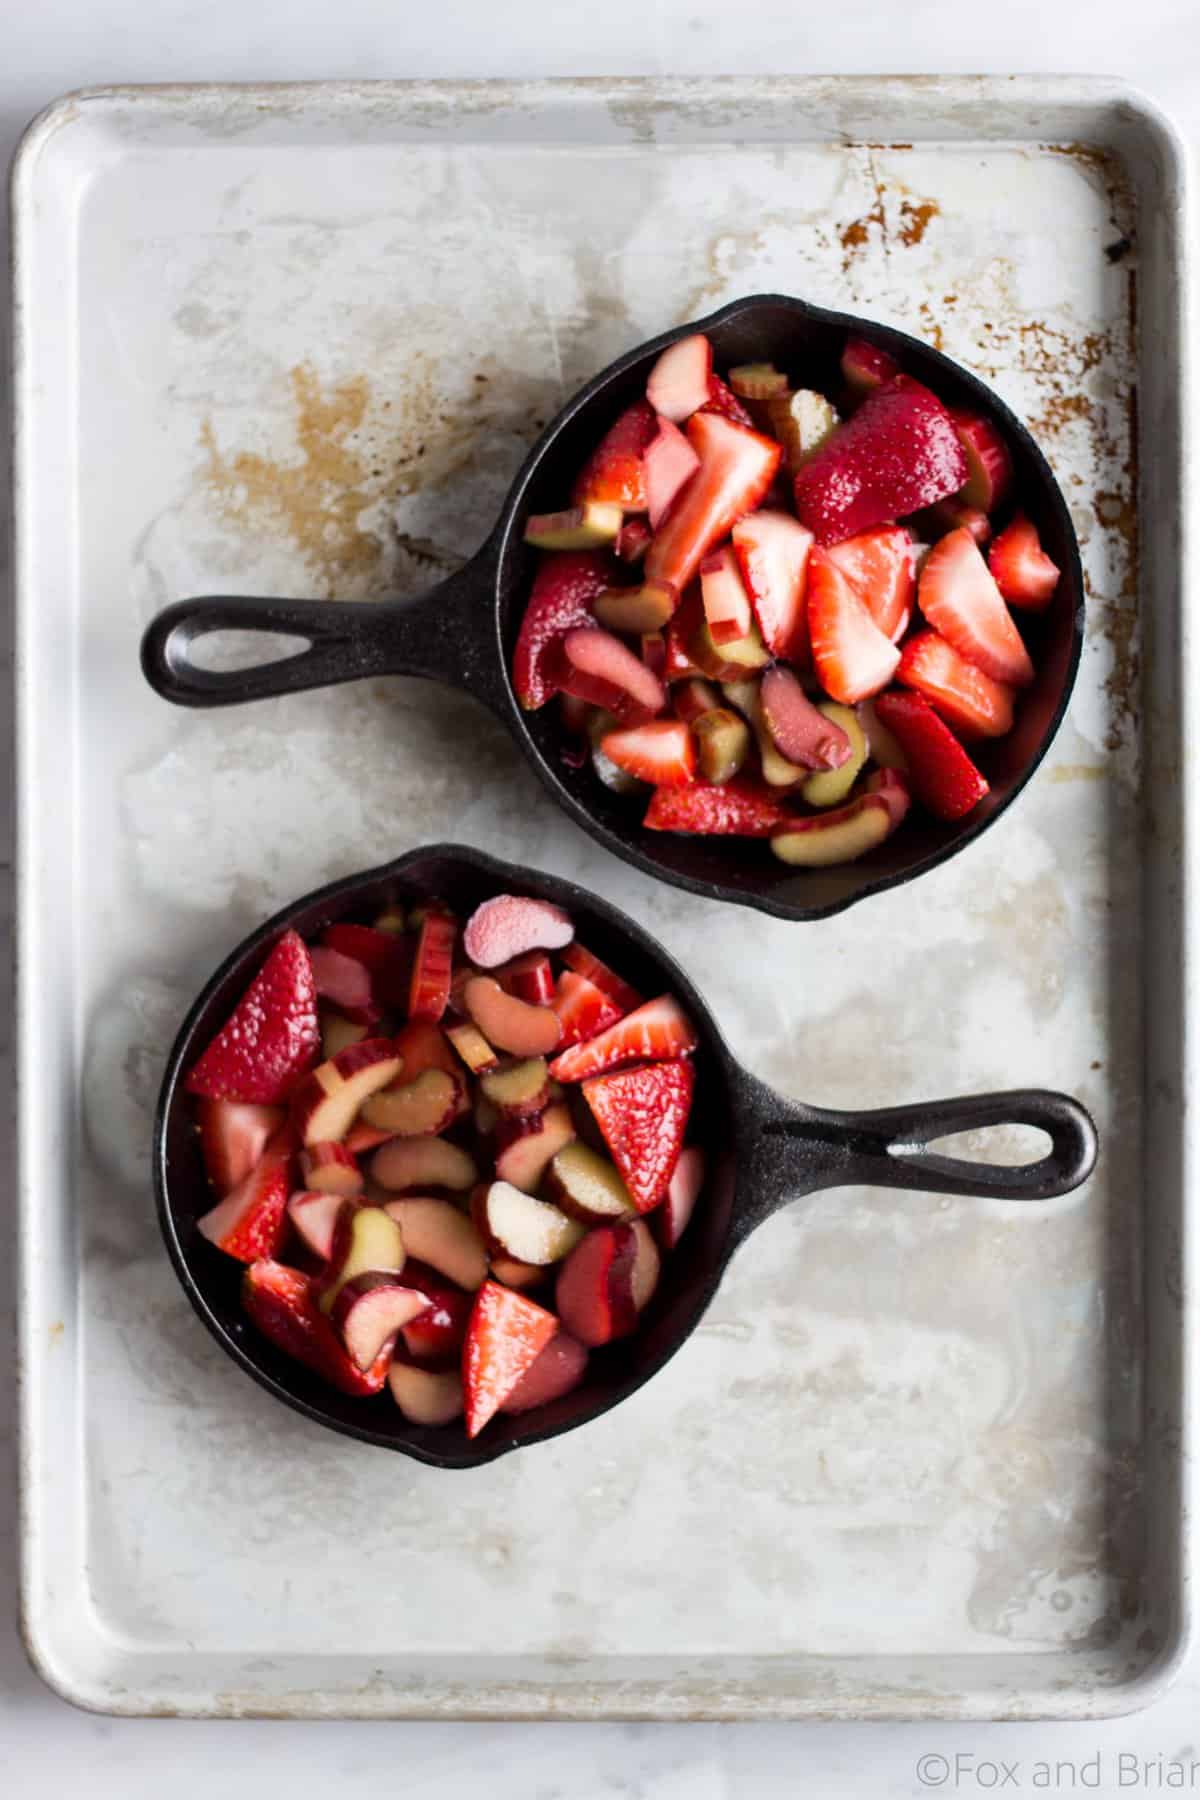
top-left (13, 76), bottom-right (1193, 1720)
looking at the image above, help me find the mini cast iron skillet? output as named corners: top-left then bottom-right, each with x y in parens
top-left (140, 295), bottom-right (1085, 923)
top-left (156, 846), bottom-right (1098, 1469)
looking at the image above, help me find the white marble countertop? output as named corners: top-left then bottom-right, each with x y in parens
top-left (1, 3), bottom-right (1196, 1793)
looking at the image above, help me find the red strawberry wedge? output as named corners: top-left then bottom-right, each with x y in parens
top-left (185, 930), bottom-right (319, 1105)
top-left (196, 1140), bottom-right (292, 1263)
top-left (599, 719), bottom-right (696, 788)
top-left (793, 377), bottom-right (968, 545)
top-left (572, 399), bottom-right (657, 510)
top-left (951, 408), bottom-right (1013, 512)
top-left (243, 1259), bottom-right (391, 1396)
top-left (644, 777), bottom-right (788, 837)
top-left (731, 510), bottom-right (813, 663)
top-left (196, 1098), bottom-right (286, 1196)
top-left (898, 629), bottom-right (1015, 739)
top-left (807, 549), bottom-right (901, 704)
top-left (825, 525), bottom-right (915, 642)
top-left (583, 1060), bottom-right (695, 1212)
top-left (513, 550), bottom-right (614, 709)
top-left (701, 373), bottom-right (756, 429)
top-left (988, 514), bottom-right (1061, 611)
top-left (550, 994), bottom-right (699, 1083)
top-left (552, 970), bottom-right (625, 1049)
top-left (462, 1280), bottom-right (559, 1437)
top-left (561, 943), bottom-right (643, 1014)
top-left (408, 907), bottom-right (457, 1023)
top-left (918, 528), bottom-right (1035, 687)
top-left (645, 412), bottom-right (782, 594)
top-left (873, 690), bottom-right (990, 821)
top-left (841, 336), bottom-right (900, 397)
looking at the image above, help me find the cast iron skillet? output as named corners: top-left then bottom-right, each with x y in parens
top-left (155, 845), bottom-right (1098, 1469)
top-left (140, 295), bottom-right (1085, 923)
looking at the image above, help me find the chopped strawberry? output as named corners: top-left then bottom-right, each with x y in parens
top-left (582, 1059), bottom-right (695, 1211)
top-left (807, 548), bottom-right (901, 704)
top-left (557, 626), bottom-right (666, 723)
top-left (196, 1097), bottom-right (286, 1196)
top-left (701, 373), bottom-right (756, 428)
top-left (645, 412), bottom-right (782, 593)
top-left (700, 545), bottom-right (754, 645)
top-left (320, 922), bottom-right (413, 1008)
top-left (841, 336), bottom-right (900, 397)
top-left (398, 1259), bottom-right (474, 1367)
top-left (918, 527), bottom-right (1034, 686)
top-left (644, 776), bottom-right (788, 837)
top-left (243, 1259), bottom-right (391, 1396)
top-left (571, 398), bottom-right (657, 510)
top-left (644, 417), bottom-right (700, 529)
top-left (550, 994), bottom-right (699, 1082)
top-left (408, 907), bottom-right (457, 1023)
top-left (951, 408), bottom-right (1013, 512)
top-left (825, 524), bottom-right (915, 642)
top-left (552, 970), bottom-right (625, 1048)
top-left (599, 719), bottom-right (696, 788)
top-left (196, 1138), bottom-right (291, 1262)
top-left (513, 550), bottom-right (614, 709)
top-left (897, 629), bottom-right (1015, 739)
top-left (663, 586), bottom-right (707, 681)
top-left (793, 376), bottom-right (968, 545)
top-left (988, 514), bottom-right (1061, 611)
top-left (185, 930), bottom-right (319, 1105)
top-left (309, 945), bottom-right (381, 1027)
top-left (561, 943), bottom-right (643, 1013)
top-left (646, 333), bottom-right (713, 422)
top-left (873, 690), bottom-right (990, 821)
top-left (462, 1279), bottom-right (559, 1437)
top-left (731, 509), bottom-right (813, 663)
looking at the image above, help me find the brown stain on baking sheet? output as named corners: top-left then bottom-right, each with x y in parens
top-left (898, 198), bottom-right (938, 246)
top-left (200, 364), bottom-right (382, 593)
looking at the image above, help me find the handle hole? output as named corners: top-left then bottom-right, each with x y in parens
top-left (924, 1124), bottom-right (1053, 1167)
top-left (184, 630), bottom-right (313, 674)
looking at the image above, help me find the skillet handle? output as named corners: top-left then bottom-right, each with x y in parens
top-left (730, 1081), bottom-right (1097, 1249)
top-left (139, 543), bottom-right (507, 713)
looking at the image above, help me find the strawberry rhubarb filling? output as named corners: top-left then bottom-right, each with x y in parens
top-left (185, 892), bottom-right (706, 1437)
top-left (514, 332), bottom-right (1061, 855)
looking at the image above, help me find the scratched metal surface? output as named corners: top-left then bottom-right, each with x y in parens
top-left (13, 79), bottom-right (1192, 1718)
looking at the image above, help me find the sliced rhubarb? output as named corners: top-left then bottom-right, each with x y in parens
top-left (493, 1102), bottom-right (576, 1190)
top-left (299, 1140), bottom-right (364, 1197)
top-left (463, 893), bottom-right (573, 969)
top-left (308, 945), bottom-right (380, 1027)
top-left (760, 665), bottom-right (852, 770)
top-left (388, 1362), bottom-right (465, 1425)
top-left (290, 1039), bottom-right (404, 1146)
top-left (383, 1196), bottom-right (489, 1291)
top-left (463, 976), bottom-right (561, 1059)
top-left (408, 906), bottom-right (457, 1023)
top-left (524, 502), bottom-right (623, 551)
top-left (371, 1133), bottom-right (478, 1193)
top-left (700, 545), bottom-right (754, 646)
top-left (593, 578), bottom-right (678, 635)
top-left (287, 1188), bottom-right (345, 1261)
top-left (558, 626), bottom-right (666, 723)
top-left (841, 336), bottom-right (899, 396)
